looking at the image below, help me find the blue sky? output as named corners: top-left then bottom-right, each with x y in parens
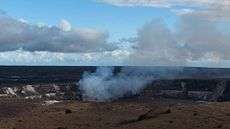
top-left (0, 0), bottom-right (229, 67)
top-left (0, 0), bottom-right (177, 41)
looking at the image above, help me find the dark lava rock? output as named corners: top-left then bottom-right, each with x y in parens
top-left (65, 109), bottom-right (72, 114)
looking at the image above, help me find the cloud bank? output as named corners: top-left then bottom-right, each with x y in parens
top-left (0, 49), bottom-right (130, 66)
top-left (98, 0), bottom-right (230, 21)
top-left (0, 14), bottom-right (229, 67)
top-left (0, 13), bottom-right (116, 53)
top-left (0, 2), bottom-right (230, 67)
top-left (128, 15), bottom-right (230, 66)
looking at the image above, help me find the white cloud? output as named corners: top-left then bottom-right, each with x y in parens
top-left (0, 4), bottom-right (230, 67)
top-left (0, 49), bottom-right (130, 66)
top-left (0, 14), bottom-right (116, 52)
top-left (172, 9), bottom-right (194, 15)
top-left (97, 0), bottom-right (213, 8)
top-left (97, 0), bottom-right (230, 21)
top-left (128, 19), bottom-right (186, 66)
top-left (58, 19), bottom-right (72, 31)
top-left (127, 16), bottom-right (230, 66)
top-left (18, 18), bottom-right (28, 24)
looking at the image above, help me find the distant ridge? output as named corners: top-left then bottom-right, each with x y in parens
top-left (0, 66), bottom-right (230, 85)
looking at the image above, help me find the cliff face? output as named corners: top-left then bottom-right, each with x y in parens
top-left (0, 83), bottom-right (80, 101)
top-left (0, 66), bottom-right (230, 102)
top-left (1, 78), bottom-right (230, 102)
top-left (140, 79), bottom-right (230, 101)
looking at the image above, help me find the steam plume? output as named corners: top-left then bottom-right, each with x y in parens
top-left (78, 67), bottom-right (154, 102)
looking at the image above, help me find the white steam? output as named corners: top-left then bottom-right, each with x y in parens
top-left (78, 67), bottom-right (154, 102)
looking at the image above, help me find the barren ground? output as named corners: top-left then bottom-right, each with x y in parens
top-left (0, 99), bottom-right (230, 129)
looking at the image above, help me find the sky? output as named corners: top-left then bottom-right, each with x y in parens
top-left (0, 0), bottom-right (177, 41)
top-left (0, 0), bottom-right (229, 67)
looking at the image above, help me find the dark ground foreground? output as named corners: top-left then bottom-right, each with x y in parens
top-left (0, 99), bottom-right (230, 129)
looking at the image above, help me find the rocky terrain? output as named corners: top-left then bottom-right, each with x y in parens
top-left (0, 66), bottom-right (230, 129)
top-left (0, 66), bottom-right (230, 101)
top-left (0, 99), bottom-right (230, 129)
top-left (1, 78), bottom-right (229, 103)
top-left (142, 79), bottom-right (230, 101)
top-left (0, 83), bottom-right (78, 100)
